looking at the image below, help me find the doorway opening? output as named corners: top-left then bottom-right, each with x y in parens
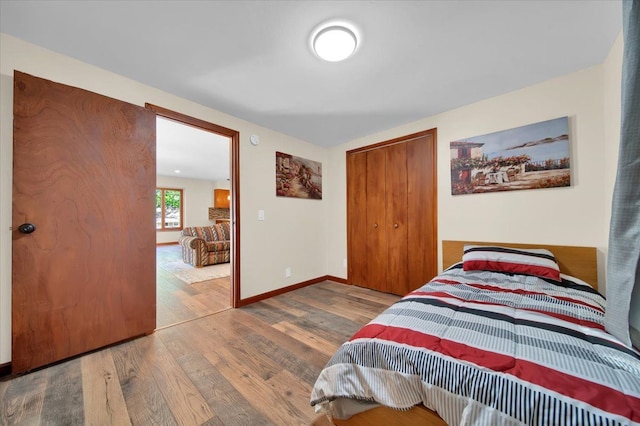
top-left (147, 104), bottom-right (240, 329)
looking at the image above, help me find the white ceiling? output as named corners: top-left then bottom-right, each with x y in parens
top-left (0, 1), bottom-right (622, 155)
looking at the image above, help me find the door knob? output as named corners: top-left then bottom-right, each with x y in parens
top-left (18, 223), bottom-right (36, 234)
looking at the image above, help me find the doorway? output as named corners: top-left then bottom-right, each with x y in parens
top-left (146, 104), bottom-right (241, 328)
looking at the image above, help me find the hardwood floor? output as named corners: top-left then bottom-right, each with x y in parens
top-left (0, 281), bottom-right (400, 425)
top-left (156, 245), bottom-right (231, 329)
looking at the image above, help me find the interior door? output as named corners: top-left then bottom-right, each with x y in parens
top-left (12, 71), bottom-right (156, 373)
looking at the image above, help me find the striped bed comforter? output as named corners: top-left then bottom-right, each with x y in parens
top-left (310, 264), bottom-right (640, 425)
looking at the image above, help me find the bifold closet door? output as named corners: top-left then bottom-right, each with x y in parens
top-left (348, 143), bottom-right (408, 294)
top-left (406, 135), bottom-right (437, 293)
top-left (347, 129), bottom-right (437, 296)
top-left (365, 148), bottom-right (388, 292)
top-left (384, 143), bottom-right (408, 295)
top-left (347, 147), bottom-right (390, 293)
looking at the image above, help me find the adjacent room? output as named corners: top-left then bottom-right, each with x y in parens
top-left (1, 1), bottom-right (638, 425)
top-left (155, 116), bottom-right (233, 328)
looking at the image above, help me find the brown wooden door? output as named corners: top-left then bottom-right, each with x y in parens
top-left (347, 152), bottom-right (368, 288)
top-left (12, 71), bottom-right (156, 373)
top-left (406, 134), bottom-right (438, 293)
top-left (366, 148), bottom-right (388, 292)
top-left (346, 129), bottom-right (437, 296)
top-left (385, 143), bottom-right (409, 294)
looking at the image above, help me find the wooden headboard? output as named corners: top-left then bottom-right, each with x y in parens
top-left (442, 240), bottom-right (599, 290)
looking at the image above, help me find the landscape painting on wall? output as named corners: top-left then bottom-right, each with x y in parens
top-left (450, 116), bottom-right (571, 195)
top-left (276, 152), bottom-right (322, 199)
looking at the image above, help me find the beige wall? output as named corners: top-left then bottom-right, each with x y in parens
top-left (327, 42), bottom-right (624, 295)
top-left (0, 34), bottom-right (327, 363)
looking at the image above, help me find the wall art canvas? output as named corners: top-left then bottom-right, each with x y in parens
top-left (450, 116), bottom-right (571, 195)
top-left (276, 152), bottom-right (322, 199)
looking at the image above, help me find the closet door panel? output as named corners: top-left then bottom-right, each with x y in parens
top-left (347, 152), bottom-right (369, 287)
top-left (366, 148), bottom-right (388, 292)
top-left (407, 135), bottom-right (438, 291)
top-left (346, 128), bottom-right (437, 296)
top-left (385, 143), bottom-right (409, 295)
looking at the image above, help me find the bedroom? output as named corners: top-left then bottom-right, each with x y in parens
top-left (1, 1), bottom-right (638, 424)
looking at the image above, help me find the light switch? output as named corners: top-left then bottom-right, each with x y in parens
top-left (258, 210), bottom-right (265, 220)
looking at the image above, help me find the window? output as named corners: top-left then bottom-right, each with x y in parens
top-left (156, 188), bottom-right (183, 230)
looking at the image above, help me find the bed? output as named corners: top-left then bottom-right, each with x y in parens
top-left (310, 241), bottom-right (640, 425)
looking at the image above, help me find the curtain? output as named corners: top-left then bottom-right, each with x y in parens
top-left (605, 0), bottom-right (640, 348)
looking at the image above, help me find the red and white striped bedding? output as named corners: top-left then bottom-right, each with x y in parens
top-left (310, 264), bottom-right (640, 425)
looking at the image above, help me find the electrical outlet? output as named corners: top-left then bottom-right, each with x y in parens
top-left (258, 210), bottom-right (265, 220)
top-left (343, 258), bottom-right (347, 268)
top-left (285, 267), bottom-right (291, 278)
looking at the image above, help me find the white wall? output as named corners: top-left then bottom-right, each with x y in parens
top-left (327, 63), bottom-right (617, 294)
top-left (156, 175), bottom-right (217, 244)
top-left (0, 33), bottom-right (327, 363)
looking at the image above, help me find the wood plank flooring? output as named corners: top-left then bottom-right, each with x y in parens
top-left (156, 245), bottom-right (231, 329)
top-left (0, 281), bottom-right (400, 425)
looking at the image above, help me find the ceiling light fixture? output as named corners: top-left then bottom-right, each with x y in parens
top-left (311, 22), bottom-right (359, 62)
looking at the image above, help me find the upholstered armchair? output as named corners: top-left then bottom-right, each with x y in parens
top-left (178, 223), bottom-right (231, 267)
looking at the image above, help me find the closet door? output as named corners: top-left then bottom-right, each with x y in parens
top-left (347, 152), bottom-right (368, 288)
top-left (347, 129), bottom-right (437, 296)
top-left (385, 143), bottom-right (409, 295)
top-left (365, 148), bottom-right (388, 292)
top-left (347, 143), bottom-right (410, 294)
top-left (406, 134), bottom-right (438, 293)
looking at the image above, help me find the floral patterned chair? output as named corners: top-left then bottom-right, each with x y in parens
top-left (178, 223), bottom-right (231, 267)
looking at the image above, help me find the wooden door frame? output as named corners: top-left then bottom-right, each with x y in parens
top-left (146, 104), bottom-right (241, 308)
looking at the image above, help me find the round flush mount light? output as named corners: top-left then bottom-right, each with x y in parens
top-left (311, 21), bottom-right (359, 62)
